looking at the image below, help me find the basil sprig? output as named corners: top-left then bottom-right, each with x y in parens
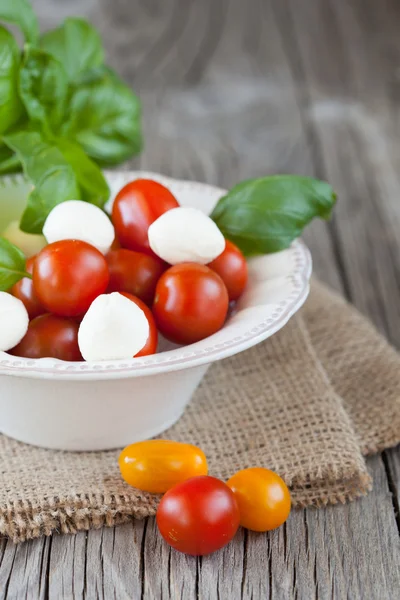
top-left (0, 0), bottom-right (39, 45)
top-left (211, 175), bottom-right (336, 255)
top-left (0, 237), bottom-right (31, 291)
top-left (0, 26), bottom-right (24, 136)
top-left (0, 2), bottom-right (142, 234)
top-left (39, 17), bottom-right (104, 83)
top-left (3, 131), bottom-right (81, 234)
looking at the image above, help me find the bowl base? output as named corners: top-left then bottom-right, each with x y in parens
top-left (0, 364), bottom-right (209, 451)
top-left (0, 409), bottom-right (185, 452)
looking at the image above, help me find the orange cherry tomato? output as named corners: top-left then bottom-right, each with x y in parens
top-left (208, 240), bottom-right (248, 301)
top-left (227, 468), bottom-right (291, 532)
top-left (112, 179), bottom-right (180, 257)
top-left (119, 292), bottom-right (158, 356)
top-left (119, 440), bottom-right (208, 494)
top-left (10, 255), bottom-right (45, 319)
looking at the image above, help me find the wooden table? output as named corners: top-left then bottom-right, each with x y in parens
top-left (2, 0), bottom-right (400, 597)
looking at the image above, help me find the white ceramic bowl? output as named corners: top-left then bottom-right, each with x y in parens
top-left (0, 171), bottom-right (312, 451)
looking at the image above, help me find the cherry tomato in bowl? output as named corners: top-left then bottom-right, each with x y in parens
top-left (227, 468), bottom-right (291, 532)
top-left (110, 236), bottom-right (121, 250)
top-left (33, 240), bottom-right (109, 317)
top-left (119, 440), bottom-right (207, 493)
top-left (119, 292), bottom-right (158, 356)
top-left (208, 240), bottom-right (248, 301)
top-left (106, 249), bottom-right (166, 306)
top-left (112, 179), bottom-right (180, 256)
top-left (10, 256), bottom-right (45, 319)
top-left (157, 476), bottom-right (240, 556)
top-left (153, 263), bottom-right (229, 345)
top-left (10, 314), bottom-right (83, 361)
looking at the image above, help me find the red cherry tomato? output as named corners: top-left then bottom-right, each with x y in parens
top-left (33, 240), bottom-right (109, 317)
top-left (110, 236), bottom-right (121, 250)
top-left (120, 292), bottom-right (158, 356)
top-left (208, 240), bottom-right (248, 301)
top-left (10, 256), bottom-right (45, 319)
top-left (153, 263), bottom-right (229, 345)
top-left (156, 476), bottom-right (240, 556)
top-left (10, 314), bottom-right (83, 361)
top-left (106, 248), bottom-right (166, 306)
top-left (112, 179), bottom-right (180, 256)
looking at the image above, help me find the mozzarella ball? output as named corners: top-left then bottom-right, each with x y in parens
top-left (78, 292), bottom-right (150, 361)
top-left (0, 293), bottom-right (29, 351)
top-left (43, 200), bottom-right (115, 254)
top-left (148, 207), bottom-right (226, 265)
top-left (2, 220), bottom-right (46, 258)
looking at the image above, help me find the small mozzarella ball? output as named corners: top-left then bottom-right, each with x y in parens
top-left (2, 221), bottom-right (46, 258)
top-left (43, 200), bottom-right (115, 254)
top-left (0, 292), bottom-right (29, 351)
top-left (148, 207), bottom-right (226, 265)
top-left (78, 292), bottom-right (150, 361)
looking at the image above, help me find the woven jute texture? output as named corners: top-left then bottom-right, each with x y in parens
top-left (1, 279), bottom-right (400, 543)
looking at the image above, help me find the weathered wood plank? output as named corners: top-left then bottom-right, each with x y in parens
top-left (142, 517), bottom-right (198, 599)
top-left (0, 537), bottom-right (51, 600)
top-left (386, 448), bottom-right (400, 500)
top-left (32, 0), bottom-right (96, 30)
top-left (385, 447), bottom-right (400, 532)
top-left (50, 523), bottom-right (146, 599)
top-left (48, 531), bottom-right (87, 599)
top-left (198, 527), bottom-right (246, 600)
top-left (0, 539), bottom-right (18, 600)
top-left (281, 0), bottom-right (400, 343)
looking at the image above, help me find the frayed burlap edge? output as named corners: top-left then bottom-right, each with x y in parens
top-left (0, 472), bottom-right (373, 544)
top-left (0, 493), bottom-right (158, 544)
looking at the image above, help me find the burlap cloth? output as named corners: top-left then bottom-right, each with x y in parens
top-left (1, 279), bottom-right (400, 543)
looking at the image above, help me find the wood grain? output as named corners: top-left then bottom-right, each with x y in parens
top-left (2, 0), bottom-right (400, 597)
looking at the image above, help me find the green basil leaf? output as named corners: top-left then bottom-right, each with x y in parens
top-left (0, 145), bottom-right (20, 174)
top-left (62, 69), bottom-right (143, 165)
top-left (0, 26), bottom-right (24, 135)
top-left (40, 17), bottom-right (104, 83)
top-left (3, 131), bottom-right (80, 234)
top-left (0, 0), bottom-right (39, 44)
top-left (211, 175), bottom-right (337, 256)
top-left (19, 47), bottom-right (68, 133)
top-left (0, 237), bottom-right (30, 291)
top-left (57, 138), bottom-right (110, 208)
top-left (74, 64), bottom-right (108, 87)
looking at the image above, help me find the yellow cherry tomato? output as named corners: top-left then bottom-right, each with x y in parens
top-left (119, 440), bottom-right (208, 494)
top-left (227, 467), bottom-right (291, 532)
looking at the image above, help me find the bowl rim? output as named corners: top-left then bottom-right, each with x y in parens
top-left (0, 171), bottom-right (312, 381)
